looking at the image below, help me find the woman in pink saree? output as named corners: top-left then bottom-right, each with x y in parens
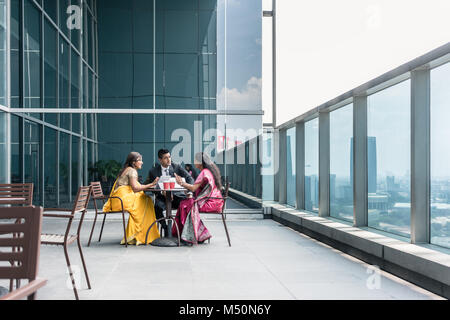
top-left (173, 152), bottom-right (223, 245)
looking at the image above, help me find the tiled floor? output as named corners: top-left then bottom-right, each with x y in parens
top-left (4, 217), bottom-right (444, 300)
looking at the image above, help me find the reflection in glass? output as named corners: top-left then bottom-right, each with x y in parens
top-left (330, 104), bottom-right (353, 222)
top-left (44, 19), bottom-right (58, 125)
top-left (367, 80), bottom-right (411, 238)
top-left (97, 0), bottom-right (216, 110)
top-left (43, 0), bottom-right (57, 23)
top-left (10, 0), bottom-right (20, 107)
top-left (431, 62), bottom-right (450, 248)
top-left (305, 118), bottom-right (319, 213)
top-left (44, 127), bottom-right (57, 207)
top-left (71, 49), bottom-right (80, 132)
top-left (0, 0), bottom-right (6, 106)
top-left (24, 120), bottom-right (40, 204)
top-left (60, 132), bottom-right (70, 207)
top-left (24, 0), bottom-right (41, 109)
top-left (72, 136), bottom-right (80, 197)
top-left (60, 37), bottom-right (70, 129)
top-left (11, 115), bottom-right (20, 183)
top-left (286, 127), bottom-right (296, 207)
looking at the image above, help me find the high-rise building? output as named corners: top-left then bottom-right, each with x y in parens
top-left (350, 136), bottom-right (377, 193)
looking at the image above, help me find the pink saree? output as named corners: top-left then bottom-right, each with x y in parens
top-left (172, 168), bottom-right (223, 244)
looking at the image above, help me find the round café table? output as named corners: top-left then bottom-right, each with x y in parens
top-left (144, 187), bottom-right (186, 247)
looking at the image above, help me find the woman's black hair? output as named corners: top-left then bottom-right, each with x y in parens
top-left (194, 152), bottom-right (222, 190)
top-left (118, 151), bottom-right (142, 177)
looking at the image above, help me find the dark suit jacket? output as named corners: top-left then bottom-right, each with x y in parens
top-left (144, 163), bottom-right (194, 202)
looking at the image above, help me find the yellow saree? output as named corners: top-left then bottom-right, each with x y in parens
top-left (103, 180), bottom-right (160, 245)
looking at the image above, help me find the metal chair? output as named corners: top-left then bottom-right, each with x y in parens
top-left (0, 206), bottom-right (47, 300)
top-left (87, 182), bottom-right (128, 248)
top-left (0, 183), bottom-right (33, 206)
top-left (198, 181), bottom-right (231, 247)
top-left (0, 183), bottom-right (34, 292)
top-left (41, 186), bottom-right (92, 300)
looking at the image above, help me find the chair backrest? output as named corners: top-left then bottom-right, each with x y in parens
top-left (0, 206), bottom-right (43, 281)
top-left (71, 186), bottom-right (93, 237)
top-left (89, 182), bottom-right (104, 199)
top-left (73, 186), bottom-right (93, 214)
top-left (0, 184), bottom-right (33, 206)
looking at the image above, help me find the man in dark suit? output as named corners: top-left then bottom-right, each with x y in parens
top-left (144, 148), bottom-right (194, 236)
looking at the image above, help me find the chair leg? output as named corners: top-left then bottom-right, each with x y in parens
top-left (172, 218), bottom-right (181, 247)
top-left (27, 292), bottom-right (36, 300)
top-left (98, 214), bottom-right (107, 242)
top-left (220, 212), bottom-right (231, 247)
top-left (63, 245), bottom-right (79, 300)
top-left (77, 238), bottom-right (92, 289)
top-left (87, 213), bottom-right (98, 247)
top-left (122, 212), bottom-right (128, 248)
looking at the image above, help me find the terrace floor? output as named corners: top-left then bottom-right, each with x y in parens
top-left (3, 206), bottom-right (443, 300)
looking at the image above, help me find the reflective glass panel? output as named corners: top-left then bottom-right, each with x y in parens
top-left (44, 19), bottom-right (58, 125)
top-left (10, 0), bottom-right (20, 107)
top-left (11, 115), bottom-right (20, 183)
top-left (44, 126), bottom-right (57, 207)
top-left (60, 37), bottom-right (70, 129)
top-left (286, 127), bottom-right (296, 207)
top-left (59, 132), bottom-right (70, 207)
top-left (367, 80), bottom-right (411, 238)
top-left (24, 0), bottom-right (41, 109)
top-left (330, 104), bottom-right (353, 222)
top-left (305, 118), bottom-right (319, 213)
top-left (24, 119), bottom-right (41, 204)
top-left (431, 62), bottom-right (450, 248)
top-left (0, 0), bottom-right (6, 106)
top-left (72, 135), bottom-right (80, 196)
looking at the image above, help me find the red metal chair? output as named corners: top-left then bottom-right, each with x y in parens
top-left (198, 181), bottom-right (231, 247)
top-left (87, 182), bottom-right (128, 248)
top-left (0, 206), bottom-right (47, 300)
top-left (41, 186), bottom-right (92, 300)
top-left (0, 183), bottom-right (34, 291)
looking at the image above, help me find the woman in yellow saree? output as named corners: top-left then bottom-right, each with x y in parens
top-left (103, 152), bottom-right (160, 245)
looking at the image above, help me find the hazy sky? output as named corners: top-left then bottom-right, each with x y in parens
top-left (264, 0), bottom-right (450, 126)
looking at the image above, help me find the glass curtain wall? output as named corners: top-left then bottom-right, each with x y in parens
top-left (330, 104), bottom-right (353, 222)
top-left (96, 0), bottom-right (262, 201)
top-left (97, 0), bottom-right (220, 181)
top-left (8, 0), bottom-right (98, 207)
top-left (431, 62), bottom-right (450, 248)
top-left (367, 80), bottom-right (411, 238)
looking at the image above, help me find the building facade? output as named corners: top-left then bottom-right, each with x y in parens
top-left (0, 0), bottom-right (264, 208)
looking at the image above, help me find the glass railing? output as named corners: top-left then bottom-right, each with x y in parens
top-left (223, 43), bottom-right (450, 248)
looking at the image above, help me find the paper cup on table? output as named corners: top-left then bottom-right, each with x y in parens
top-left (163, 182), bottom-right (171, 190)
